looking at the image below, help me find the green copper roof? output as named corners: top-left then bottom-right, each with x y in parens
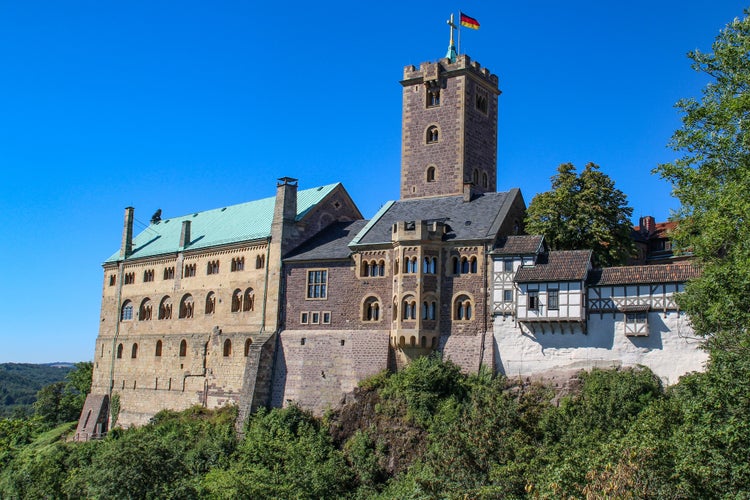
top-left (106, 183), bottom-right (341, 263)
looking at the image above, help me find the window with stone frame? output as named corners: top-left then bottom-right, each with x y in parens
top-left (124, 272), bottom-right (135, 285)
top-left (205, 292), bottom-right (216, 314)
top-left (426, 166), bottom-right (436, 182)
top-left (163, 267), bottom-right (175, 280)
top-left (363, 297), bottom-right (380, 322)
top-left (207, 260), bottom-right (219, 275)
top-left (426, 125), bottom-right (439, 144)
top-left (426, 86), bottom-right (440, 107)
top-left (139, 298), bottom-right (152, 321)
top-left (231, 257), bottom-right (245, 272)
top-left (184, 263), bottom-right (196, 278)
top-left (475, 88), bottom-right (488, 114)
top-left (306, 269), bottom-right (328, 299)
top-left (179, 294), bottom-right (194, 319)
top-left (121, 300), bottom-right (133, 321)
top-left (143, 269), bottom-right (155, 282)
top-left (454, 295), bottom-right (473, 320)
top-left (109, 274), bottom-right (116, 286)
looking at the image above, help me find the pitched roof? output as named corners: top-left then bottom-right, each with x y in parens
top-left (492, 235), bottom-right (544, 255)
top-left (587, 262), bottom-right (701, 286)
top-left (285, 220), bottom-right (369, 262)
top-left (351, 189), bottom-right (519, 246)
top-left (514, 250), bottom-right (592, 282)
top-left (106, 183), bottom-right (341, 263)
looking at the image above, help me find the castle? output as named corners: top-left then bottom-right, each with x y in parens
top-left (76, 46), bottom-right (707, 439)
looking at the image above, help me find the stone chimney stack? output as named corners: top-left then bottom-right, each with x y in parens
top-left (274, 177), bottom-right (298, 224)
top-left (180, 220), bottom-right (192, 248)
top-left (120, 207), bottom-right (134, 259)
top-left (463, 182), bottom-right (473, 203)
top-left (639, 216), bottom-right (656, 234)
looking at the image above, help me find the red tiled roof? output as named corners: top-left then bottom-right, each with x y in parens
top-left (588, 262), bottom-right (700, 286)
top-left (493, 235), bottom-right (544, 255)
top-left (514, 250), bottom-right (592, 282)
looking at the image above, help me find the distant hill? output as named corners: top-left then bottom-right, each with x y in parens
top-left (0, 363), bottom-right (73, 418)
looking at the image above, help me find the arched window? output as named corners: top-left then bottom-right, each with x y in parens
top-left (362, 261), bottom-right (370, 277)
top-left (410, 336), bottom-right (416, 347)
top-left (426, 166), bottom-right (436, 182)
top-left (120, 300), bottom-right (133, 321)
top-left (139, 298), bottom-right (152, 321)
top-left (470, 256), bottom-right (477, 274)
top-left (205, 292), bottom-right (216, 314)
top-left (461, 257), bottom-right (469, 274)
top-left (378, 260), bottom-right (385, 276)
top-left (223, 339), bottom-right (232, 357)
top-left (452, 256), bottom-right (460, 275)
top-left (473, 169), bottom-right (479, 185)
top-left (454, 295), bottom-right (473, 321)
top-left (179, 339), bottom-right (187, 357)
top-left (429, 257), bottom-right (436, 274)
top-left (422, 302), bottom-right (428, 319)
top-left (131, 343), bottom-right (138, 358)
top-left (402, 296), bottom-right (417, 320)
top-left (179, 294), bottom-right (194, 319)
top-left (256, 255), bottom-right (265, 269)
top-left (363, 297), bottom-right (380, 321)
top-left (155, 340), bottom-right (162, 357)
top-left (231, 289), bottom-right (242, 312)
top-left (244, 338), bottom-right (253, 357)
top-left (393, 298), bottom-right (398, 321)
top-left (243, 288), bottom-right (255, 312)
top-left (426, 125), bottom-right (439, 143)
top-left (482, 172), bottom-right (488, 188)
top-left (158, 296), bottom-right (172, 320)
top-left (116, 343), bottom-right (123, 359)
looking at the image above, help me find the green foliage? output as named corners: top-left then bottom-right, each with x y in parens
top-left (110, 391), bottom-right (121, 428)
top-left (202, 405), bottom-right (353, 499)
top-left (33, 361), bottom-right (93, 427)
top-left (525, 162), bottom-right (635, 266)
top-left (0, 363), bottom-right (73, 418)
top-left (655, 10), bottom-right (750, 346)
top-left (378, 354), bottom-right (468, 427)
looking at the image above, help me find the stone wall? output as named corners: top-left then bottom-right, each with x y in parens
top-left (493, 311), bottom-right (708, 385)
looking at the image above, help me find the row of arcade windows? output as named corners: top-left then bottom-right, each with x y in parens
top-left (361, 260), bottom-right (386, 277)
top-left (395, 295), bottom-right (472, 321)
top-left (112, 255), bottom-right (266, 286)
top-left (120, 288), bottom-right (255, 321)
top-left (115, 338), bottom-right (254, 359)
top-left (402, 256), bottom-right (438, 274)
top-left (452, 256), bottom-right (478, 275)
top-left (396, 335), bottom-right (439, 349)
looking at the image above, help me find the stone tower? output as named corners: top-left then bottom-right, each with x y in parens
top-left (400, 54), bottom-right (500, 200)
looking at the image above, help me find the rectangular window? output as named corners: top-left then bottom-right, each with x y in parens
top-left (311, 312), bottom-right (320, 324)
top-left (504, 259), bottom-right (514, 272)
top-left (528, 290), bottom-right (539, 310)
top-left (300, 312), bottom-right (309, 324)
top-left (322, 312), bottom-right (331, 324)
top-left (548, 289), bottom-right (559, 310)
top-left (503, 289), bottom-right (513, 302)
top-left (306, 269), bottom-right (328, 299)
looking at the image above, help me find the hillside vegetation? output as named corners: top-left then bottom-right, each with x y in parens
top-left (0, 363), bottom-right (73, 418)
top-left (3, 356), bottom-right (748, 498)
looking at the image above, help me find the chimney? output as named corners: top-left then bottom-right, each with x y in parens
top-left (639, 216), bottom-right (656, 234)
top-left (180, 220), bottom-right (191, 248)
top-left (120, 207), bottom-right (134, 259)
top-left (274, 177), bottom-right (298, 224)
top-left (463, 182), bottom-right (473, 203)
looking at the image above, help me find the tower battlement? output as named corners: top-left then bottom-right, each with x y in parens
top-left (401, 55), bottom-right (499, 90)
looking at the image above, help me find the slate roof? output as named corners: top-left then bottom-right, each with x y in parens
top-left (514, 250), bottom-right (592, 282)
top-left (106, 183), bottom-right (341, 263)
top-left (285, 220), bottom-right (369, 262)
top-left (492, 235), bottom-right (545, 255)
top-left (587, 262), bottom-right (701, 286)
top-left (351, 189), bottom-right (520, 246)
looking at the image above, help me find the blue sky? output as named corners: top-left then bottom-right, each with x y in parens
top-left (0, 1), bottom-right (745, 363)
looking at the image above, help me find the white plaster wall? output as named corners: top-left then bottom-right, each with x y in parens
top-left (493, 311), bottom-right (708, 385)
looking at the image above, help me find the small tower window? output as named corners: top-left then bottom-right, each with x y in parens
top-left (426, 166), bottom-right (436, 182)
top-left (427, 87), bottom-right (440, 107)
top-left (426, 126), bottom-right (439, 144)
top-left (476, 92), bottom-right (488, 114)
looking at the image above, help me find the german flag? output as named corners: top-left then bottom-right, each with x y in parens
top-left (460, 12), bottom-right (479, 30)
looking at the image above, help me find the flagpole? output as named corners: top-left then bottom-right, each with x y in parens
top-left (457, 11), bottom-right (462, 55)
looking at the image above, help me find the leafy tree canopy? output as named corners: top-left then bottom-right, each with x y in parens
top-left (656, 10), bottom-right (750, 349)
top-left (525, 162), bottom-right (635, 267)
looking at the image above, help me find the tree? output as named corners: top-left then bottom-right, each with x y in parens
top-left (655, 11), bottom-right (750, 349)
top-left (33, 362), bottom-right (92, 426)
top-left (654, 10), bottom-right (750, 495)
top-left (525, 162), bottom-right (635, 267)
